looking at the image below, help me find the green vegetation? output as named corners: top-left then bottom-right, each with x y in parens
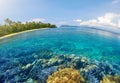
top-left (0, 18), bottom-right (56, 37)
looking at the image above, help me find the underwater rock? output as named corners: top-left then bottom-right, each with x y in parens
top-left (29, 64), bottom-right (57, 83)
top-left (72, 57), bottom-right (89, 69)
top-left (47, 68), bottom-right (85, 83)
top-left (37, 66), bottom-right (57, 83)
top-left (0, 60), bottom-right (37, 83)
top-left (41, 55), bottom-right (90, 70)
top-left (100, 75), bottom-right (120, 83)
top-left (24, 78), bottom-right (37, 83)
top-left (47, 58), bottom-right (59, 67)
top-left (80, 61), bottom-right (120, 83)
top-left (27, 59), bottom-right (57, 83)
top-left (0, 54), bottom-right (120, 83)
top-left (22, 63), bottom-right (33, 69)
top-left (80, 64), bottom-right (100, 83)
top-left (39, 55), bottom-right (65, 68)
top-left (28, 60), bottom-right (43, 80)
top-left (0, 59), bottom-right (20, 72)
top-left (18, 56), bottom-right (36, 66)
top-left (86, 75), bottom-right (99, 83)
top-left (0, 59), bottom-right (57, 83)
top-left (0, 67), bottom-right (28, 83)
top-left (96, 62), bottom-right (117, 76)
top-left (112, 63), bottom-right (120, 74)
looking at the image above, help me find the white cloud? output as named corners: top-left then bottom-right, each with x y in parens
top-left (75, 13), bottom-right (120, 28)
top-left (73, 19), bottom-right (82, 22)
top-left (28, 18), bottom-right (45, 22)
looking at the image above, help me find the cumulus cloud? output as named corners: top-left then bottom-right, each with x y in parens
top-left (75, 13), bottom-right (120, 28)
top-left (28, 18), bottom-right (45, 22)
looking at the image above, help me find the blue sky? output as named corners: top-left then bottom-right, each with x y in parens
top-left (0, 0), bottom-right (120, 26)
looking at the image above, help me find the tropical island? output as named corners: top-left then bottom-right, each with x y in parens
top-left (0, 18), bottom-right (56, 37)
top-left (0, 0), bottom-right (120, 83)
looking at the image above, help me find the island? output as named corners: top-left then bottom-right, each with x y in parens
top-left (60, 25), bottom-right (80, 27)
top-left (0, 18), bottom-right (56, 37)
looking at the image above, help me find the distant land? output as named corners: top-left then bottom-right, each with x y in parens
top-left (60, 25), bottom-right (80, 27)
top-left (60, 25), bottom-right (120, 34)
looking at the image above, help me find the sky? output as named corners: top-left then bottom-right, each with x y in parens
top-left (0, 0), bottom-right (120, 27)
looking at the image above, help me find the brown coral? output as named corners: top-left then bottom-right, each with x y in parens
top-left (100, 75), bottom-right (120, 83)
top-left (47, 68), bottom-right (85, 83)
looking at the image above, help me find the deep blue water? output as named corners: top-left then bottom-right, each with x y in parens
top-left (0, 26), bottom-right (120, 64)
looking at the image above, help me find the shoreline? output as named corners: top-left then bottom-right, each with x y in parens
top-left (0, 28), bottom-right (48, 40)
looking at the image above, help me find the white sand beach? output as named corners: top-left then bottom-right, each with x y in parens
top-left (0, 28), bottom-right (48, 40)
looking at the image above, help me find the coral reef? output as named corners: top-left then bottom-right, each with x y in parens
top-left (0, 54), bottom-right (120, 83)
top-left (80, 61), bottom-right (120, 83)
top-left (39, 55), bottom-right (89, 69)
top-left (0, 59), bottom-right (57, 83)
top-left (24, 78), bottom-right (37, 83)
top-left (100, 75), bottom-right (120, 83)
top-left (47, 68), bottom-right (85, 83)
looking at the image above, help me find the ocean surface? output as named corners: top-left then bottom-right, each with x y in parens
top-left (0, 26), bottom-right (120, 82)
top-left (0, 26), bottom-right (120, 64)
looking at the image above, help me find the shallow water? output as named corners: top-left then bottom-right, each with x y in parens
top-left (0, 26), bottom-right (120, 64)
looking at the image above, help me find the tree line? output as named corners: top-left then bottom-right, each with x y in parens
top-left (0, 18), bottom-right (56, 37)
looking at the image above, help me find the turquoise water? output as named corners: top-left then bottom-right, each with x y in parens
top-left (0, 26), bottom-right (120, 64)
